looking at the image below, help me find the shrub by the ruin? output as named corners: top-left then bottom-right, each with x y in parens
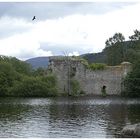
top-left (89, 63), bottom-right (106, 70)
top-left (70, 79), bottom-right (81, 96)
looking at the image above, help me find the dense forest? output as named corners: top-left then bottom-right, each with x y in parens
top-left (0, 56), bottom-right (57, 97)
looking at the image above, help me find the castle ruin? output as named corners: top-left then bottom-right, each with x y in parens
top-left (48, 57), bottom-right (131, 96)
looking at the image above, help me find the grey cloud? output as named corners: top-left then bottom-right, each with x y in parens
top-left (0, 2), bottom-right (135, 21)
top-left (0, 15), bottom-right (33, 38)
top-left (0, 2), bottom-right (136, 39)
top-left (0, 23), bottom-right (32, 38)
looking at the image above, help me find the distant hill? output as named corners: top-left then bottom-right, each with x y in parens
top-left (26, 53), bottom-right (106, 69)
top-left (26, 57), bottom-right (50, 69)
top-left (25, 56), bottom-right (64, 69)
top-left (81, 51), bottom-right (107, 64)
top-left (26, 40), bottom-right (140, 69)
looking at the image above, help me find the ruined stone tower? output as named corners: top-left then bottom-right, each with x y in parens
top-left (48, 57), bottom-right (131, 96)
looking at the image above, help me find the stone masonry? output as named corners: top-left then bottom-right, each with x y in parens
top-left (48, 58), bottom-right (131, 95)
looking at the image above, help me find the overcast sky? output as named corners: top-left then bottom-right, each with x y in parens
top-left (0, 2), bottom-right (140, 60)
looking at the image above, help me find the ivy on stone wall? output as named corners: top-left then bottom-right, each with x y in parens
top-left (70, 79), bottom-right (81, 96)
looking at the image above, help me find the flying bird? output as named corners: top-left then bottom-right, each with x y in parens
top-left (32, 16), bottom-right (36, 21)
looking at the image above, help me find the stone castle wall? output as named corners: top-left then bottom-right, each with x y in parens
top-left (48, 59), bottom-right (131, 95)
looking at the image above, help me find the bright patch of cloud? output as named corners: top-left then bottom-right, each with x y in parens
top-left (68, 51), bottom-right (80, 56)
top-left (0, 30), bottom-right (53, 60)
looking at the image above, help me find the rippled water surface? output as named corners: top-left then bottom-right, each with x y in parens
top-left (0, 96), bottom-right (140, 138)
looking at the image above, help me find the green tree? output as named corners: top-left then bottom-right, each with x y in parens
top-left (0, 55), bottom-right (58, 97)
top-left (70, 79), bottom-right (80, 96)
top-left (33, 67), bottom-right (47, 76)
top-left (0, 55), bottom-right (32, 75)
top-left (9, 75), bottom-right (58, 97)
top-left (123, 59), bottom-right (140, 97)
top-left (0, 62), bottom-right (19, 96)
top-left (129, 29), bottom-right (140, 41)
top-left (105, 33), bottom-right (125, 47)
top-left (104, 33), bottom-right (125, 65)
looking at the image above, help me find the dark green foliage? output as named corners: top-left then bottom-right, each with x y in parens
top-left (129, 29), bottom-right (140, 41)
top-left (105, 31), bottom-right (140, 66)
top-left (83, 31), bottom-right (140, 66)
top-left (0, 55), bottom-right (32, 75)
top-left (0, 55), bottom-right (58, 97)
top-left (122, 60), bottom-right (140, 97)
top-left (104, 42), bottom-right (124, 65)
top-left (9, 76), bottom-right (57, 97)
top-left (104, 31), bottom-right (140, 97)
top-left (0, 61), bottom-right (20, 96)
top-left (33, 67), bottom-right (48, 76)
top-left (104, 38), bottom-right (140, 66)
top-left (105, 33), bottom-right (125, 47)
top-left (82, 52), bottom-right (107, 64)
top-left (89, 63), bottom-right (106, 70)
top-left (70, 79), bottom-right (81, 96)
top-left (41, 74), bottom-right (57, 89)
top-left (104, 33), bottom-right (125, 66)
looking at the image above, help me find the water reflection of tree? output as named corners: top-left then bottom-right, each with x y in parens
top-left (105, 104), bottom-right (128, 138)
top-left (0, 102), bottom-right (30, 137)
top-left (127, 104), bottom-right (140, 124)
top-left (0, 104), bottom-right (29, 122)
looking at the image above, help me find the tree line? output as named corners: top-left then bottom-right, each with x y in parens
top-left (104, 30), bottom-right (140, 66)
top-left (104, 30), bottom-right (140, 97)
top-left (0, 56), bottom-right (57, 97)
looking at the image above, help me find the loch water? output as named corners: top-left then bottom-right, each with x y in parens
top-left (0, 96), bottom-right (140, 138)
